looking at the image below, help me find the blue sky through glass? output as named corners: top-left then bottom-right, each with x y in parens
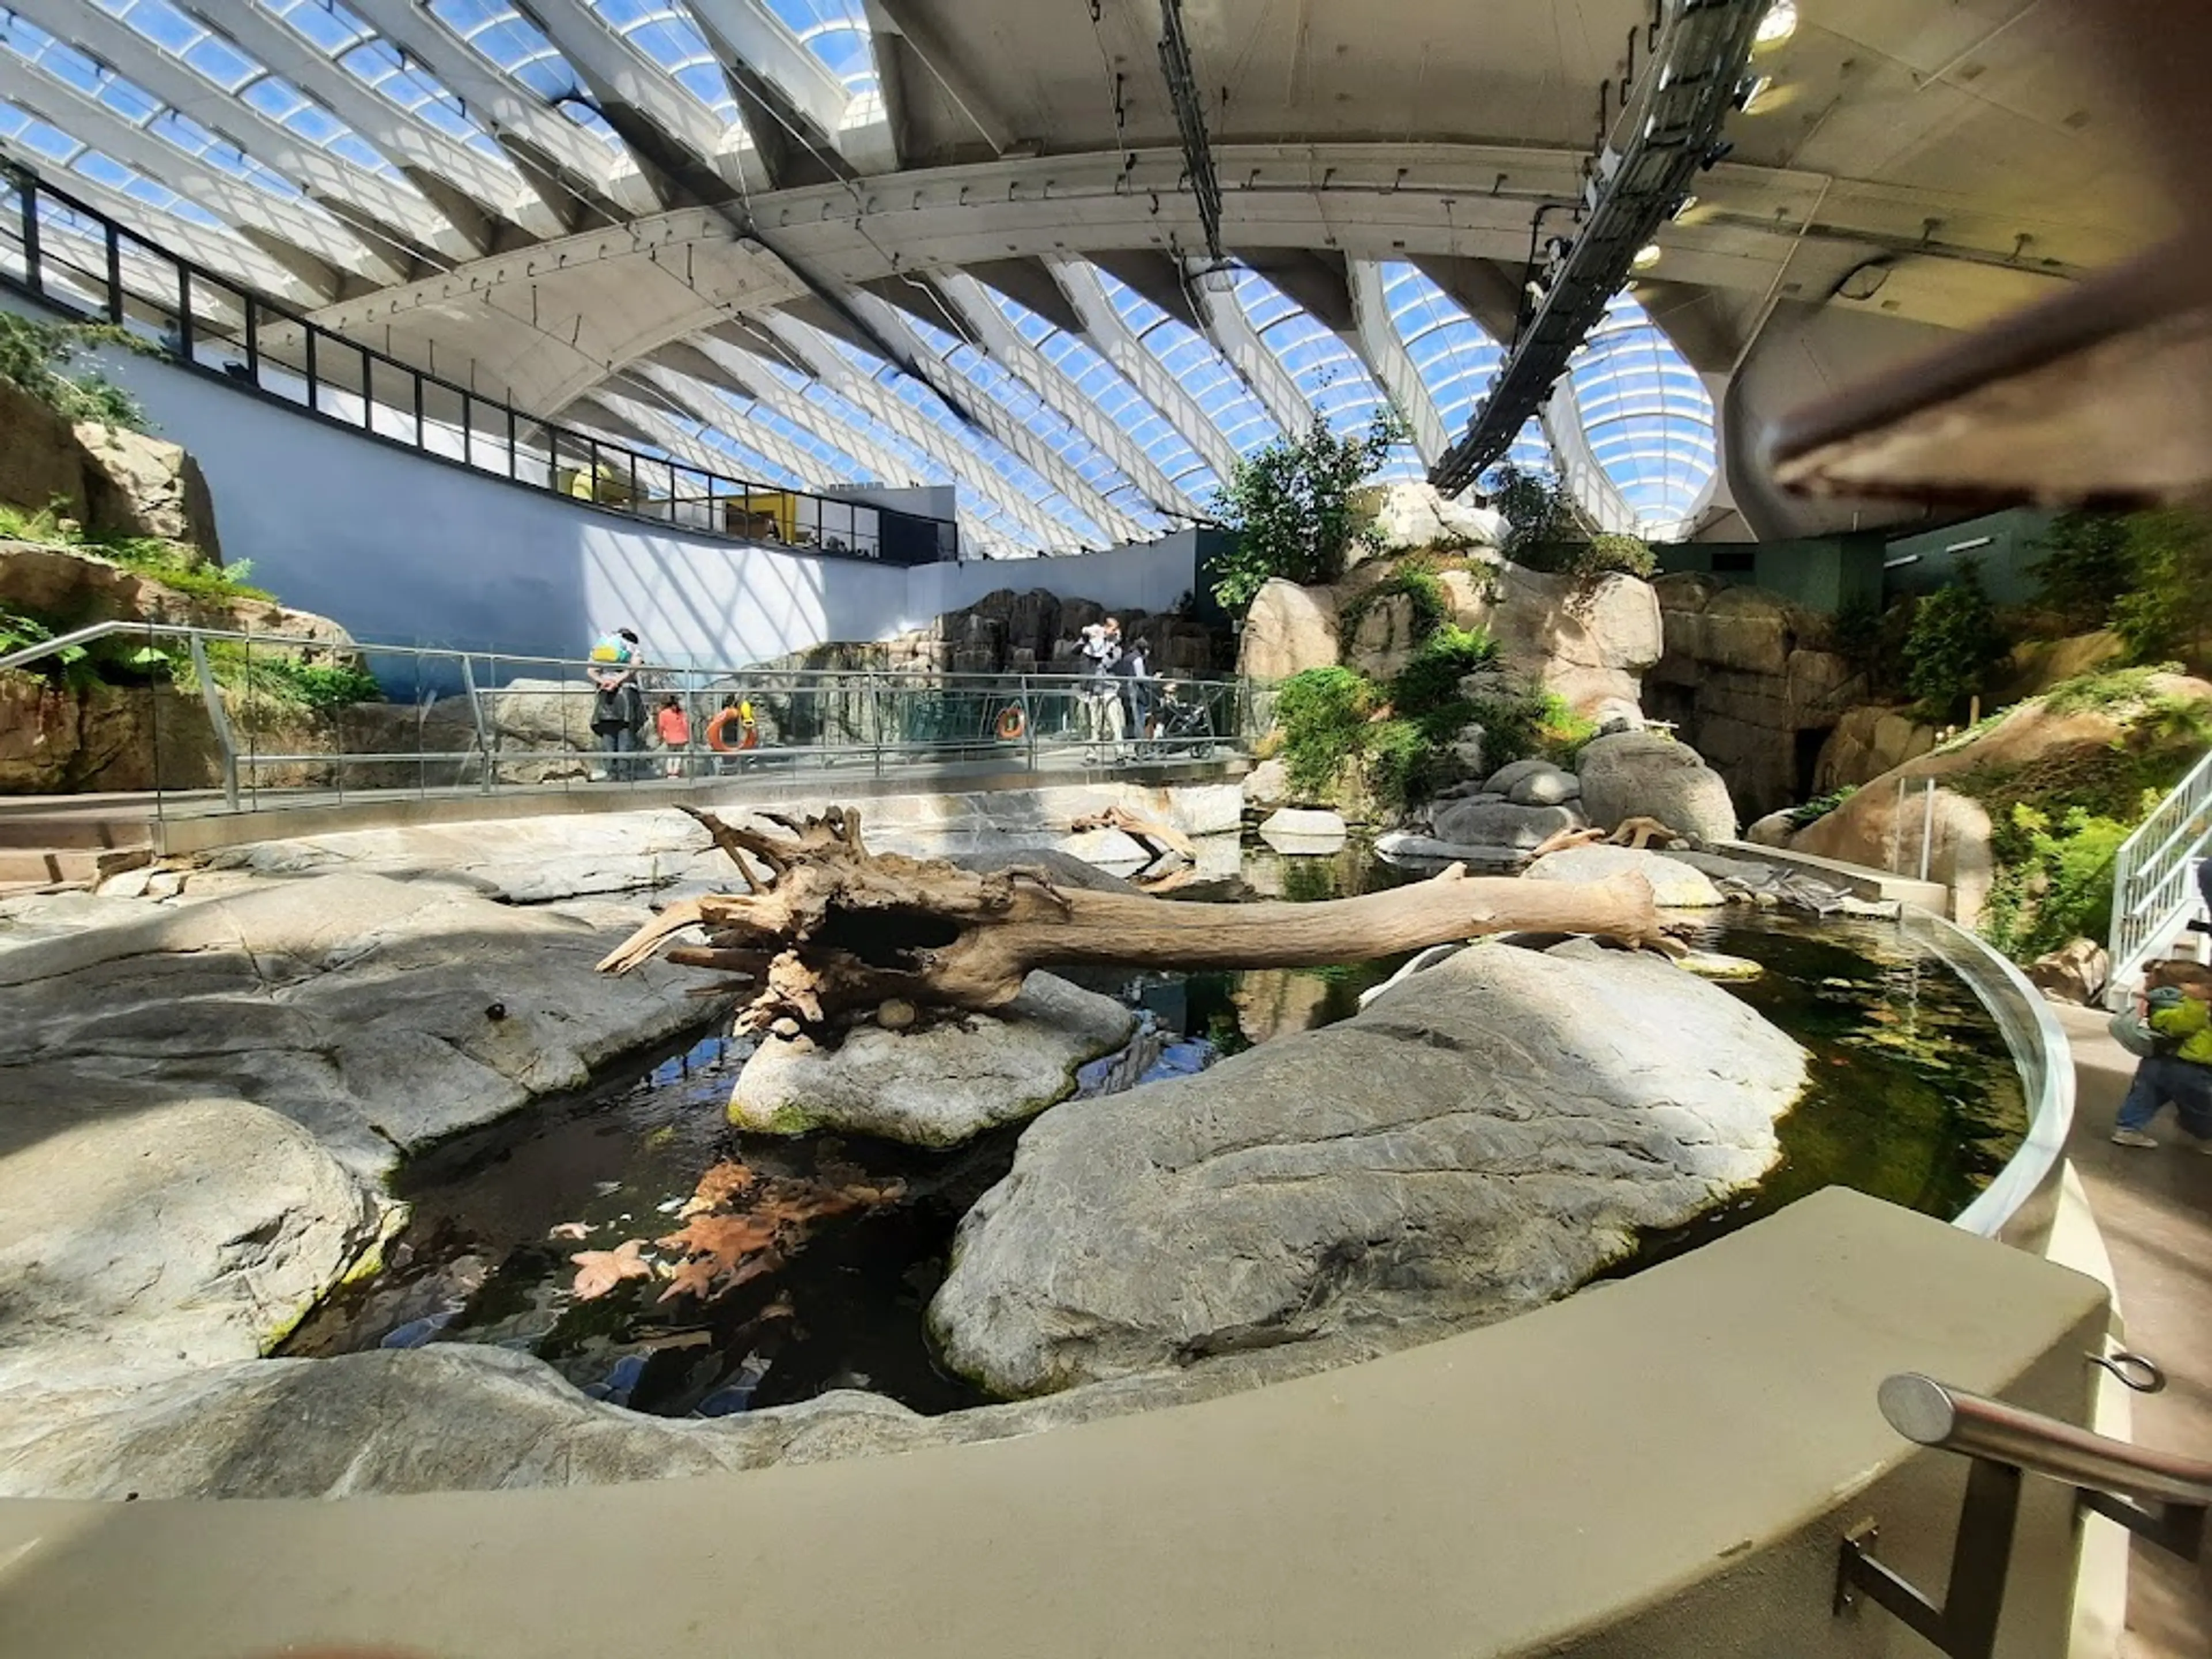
top-left (1230, 267), bottom-right (1420, 479)
top-left (1566, 292), bottom-right (1717, 535)
top-left (1092, 266), bottom-right (1279, 463)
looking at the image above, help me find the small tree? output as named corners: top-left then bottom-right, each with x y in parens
top-left (2029, 511), bottom-right (2134, 634)
top-left (1210, 406), bottom-right (1411, 614)
top-left (1904, 561), bottom-right (2005, 718)
top-left (2112, 509), bottom-right (2212, 668)
top-left (1486, 463), bottom-right (1574, 556)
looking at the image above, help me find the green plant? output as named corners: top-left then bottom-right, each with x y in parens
top-left (2041, 665), bottom-right (2182, 715)
top-left (1785, 785), bottom-right (1858, 830)
top-left (1273, 666), bottom-right (1377, 798)
top-left (1338, 563), bottom-right (1449, 647)
top-left (0, 499), bottom-right (270, 601)
top-left (1389, 624), bottom-right (1497, 717)
top-left (1903, 562), bottom-right (2004, 719)
top-left (0, 312), bottom-right (150, 430)
top-left (1210, 406), bottom-right (1414, 614)
top-left (1487, 464), bottom-right (1574, 555)
top-left (2029, 511), bottom-right (2135, 635)
top-left (2112, 510), bottom-right (2212, 666)
top-left (1463, 684), bottom-right (1596, 771)
top-left (1980, 803), bottom-right (2135, 962)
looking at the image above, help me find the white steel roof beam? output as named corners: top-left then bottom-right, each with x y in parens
top-left (935, 268), bottom-right (1202, 518)
top-left (1348, 256), bottom-right (1446, 465)
top-left (520, 0), bottom-right (753, 199)
top-left (0, 67), bottom-right (387, 293)
top-left (1184, 260), bottom-right (1317, 437)
top-left (339, 0), bottom-right (652, 221)
top-left (759, 314), bottom-right (1081, 553)
top-left (849, 287), bottom-right (1149, 544)
top-left (175, 2), bottom-right (555, 245)
top-left (681, 336), bottom-right (952, 494)
top-left (685, 0), bottom-right (849, 147)
top-left (1050, 256), bottom-right (1243, 482)
top-left (6, 0), bottom-right (461, 263)
top-left (627, 364), bottom-right (847, 487)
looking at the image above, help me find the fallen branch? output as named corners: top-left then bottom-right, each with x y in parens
top-left (599, 806), bottom-right (1673, 1033)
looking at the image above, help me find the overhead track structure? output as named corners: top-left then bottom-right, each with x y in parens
top-left (1154, 0), bottom-right (1222, 268)
top-left (1430, 0), bottom-right (1764, 496)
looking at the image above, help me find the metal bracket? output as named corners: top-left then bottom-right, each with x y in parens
top-left (2078, 1488), bottom-right (2208, 1560)
top-left (187, 632), bottom-right (240, 813)
top-left (1834, 1460), bottom-right (2021, 1659)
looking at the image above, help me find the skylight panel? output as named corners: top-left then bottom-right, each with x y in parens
top-left (1378, 260), bottom-right (1552, 478)
top-left (89, 0), bottom-right (410, 183)
top-left (0, 100), bottom-right (229, 233)
top-left (587, 0), bottom-right (740, 125)
top-left (1230, 267), bottom-right (1419, 479)
top-left (767, 0), bottom-right (877, 97)
top-left (1093, 267), bottom-right (1279, 462)
top-left (428, 0), bottom-right (628, 149)
top-left (260, 0), bottom-right (507, 158)
top-left (1564, 291), bottom-right (1717, 536)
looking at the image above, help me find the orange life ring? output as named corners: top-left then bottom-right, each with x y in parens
top-left (705, 707), bottom-right (759, 752)
top-left (995, 704), bottom-right (1026, 741)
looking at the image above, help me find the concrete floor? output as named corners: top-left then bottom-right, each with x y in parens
top-left (2054, 1003), bottom-right (2212, 1658)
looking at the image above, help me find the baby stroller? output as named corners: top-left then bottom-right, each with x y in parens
top-left (1138, 680), bottom-right (1215, 760)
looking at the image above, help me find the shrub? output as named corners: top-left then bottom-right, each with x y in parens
top-left (1981, 804), bottom-right (2135, 963)
top-left (2041, 665), bottom-right (2181, 716)
top-left (1785, 785), bottom-right (1857, 830)
top-left (1463, 684), bottom-right (1596, 771)
top-left (0, 501), bottom-right (268, 601)
top-left (1338, 563), bottom-right (1448, 645)
top-left (1389, 624), bottom-right (1497, 717)
top-left (1273, 666), bottom-right (1376, 798)
top-left (1210, 406), bottom-right (1412, 613)
top-left (1903, 562), bottom-right (2004, 718)
top-left (0, 312), bottom-right (150, 431)
top-left (1487, 464), bottom-right (1574, 555)
top-left (2028, 507), bottom-right (2212, 669)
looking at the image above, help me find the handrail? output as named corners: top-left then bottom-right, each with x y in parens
top-left (1879, 1373), bottom-right (2212, 1509)
top-left (0, 164), bottom-right (961, 567)
top-left (2106, 740), bottom-right (2212, 1003)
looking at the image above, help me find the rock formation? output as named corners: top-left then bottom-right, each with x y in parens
top-left (1575, 730), bottom-right (1738, 844)
top-left (1236, 578), bottom-right (1341, 680)
top-left (1645, 575), bottom-right (1865, 820)
top-left (0, 380), bottom-right (222, 560)
top-left (929, 940), bottom-right (1807, 1395)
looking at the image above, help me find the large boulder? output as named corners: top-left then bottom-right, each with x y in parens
top-left (1429, 796), bottom-right (1583, 850)
top-left (2028, 938), bottom-right (2109, 1006)
top-left (727, 971), bottom-right (1136, 1145)
top-left (1813, 704), bottom-right (1942, 794)
top-left (0, 672), bottom-right (223, 793)
top-left (1344, 589), bottom-right (1421, 680)
top-left (73, 419), bottom-right (222, 560)
top-left (1236, 579), bottom-right (1340, 681)
top-left (929, 942), bottom-right (1808, 1395)
top-left (1523, 843), bottom-right (1726, 907)
top-left (0, 378), bottom-right (91, 524)
top-left (1438, 564), bottom-right (1662, 715)
top-left (1575, 731), bottom-right (1738, 843)
top-left (1346, 481), bottom-right (1505, 560)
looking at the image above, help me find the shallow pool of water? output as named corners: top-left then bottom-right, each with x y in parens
top-left (286, 842), bottom-right (2025, 1418)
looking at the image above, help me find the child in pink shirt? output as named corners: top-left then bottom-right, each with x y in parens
top-left (654, 696), bottom-right (691, 778)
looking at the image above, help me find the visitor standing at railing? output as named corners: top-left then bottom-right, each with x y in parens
top-left (2110, 961), bottom-right (2212, 1149)
top-left (1077, 618), bottom-right (1126, 747)
top-left (588, 627), bottom-right (646, 781)
top-left (656, 695), bottom-right (691, 779)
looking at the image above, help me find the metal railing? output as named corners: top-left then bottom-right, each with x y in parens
top-left (1837, 1370), bottom-right (2209, 1659)
top-left (0, 165), bottom-right (957, 567)
top-left (0, 621), bottom-right (1254, 818)
top-left (2107, 742), bottom-right (2212, 1002)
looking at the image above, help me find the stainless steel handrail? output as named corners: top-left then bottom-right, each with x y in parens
top-left (1880, 1373), bottom-right (2212, 1509)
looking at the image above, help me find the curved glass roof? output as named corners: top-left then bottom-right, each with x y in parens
top-left (1565, 292), bottom-right (1717, 537)
top-left (0, 7), bottom-right (1730, 556)
top-left (988, 285), bottom-right (1219, 509)
top-left (1095, 269), bottom-right (1279, 461)
top-left (1377, 260), bottom-right (1550, 477)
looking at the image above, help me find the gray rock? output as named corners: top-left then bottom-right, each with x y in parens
top-left (728, 971), bottom-right (1135, 1145)
top-left (1508, 770), bottom-right (1581, 807)
top-left (1235, 579), bottom-right (1339, 681)
top-left (1482, 759), bottom-right (1556, 794)
top-left (1241, 756), bottom-right (1291, 810)
top-left (1745, 809), bottom-right (1798, 849)
top-left (1522, 843), bottom-right (1726, 907)
top-left (930, 943), bottom-right (1805, 1396)
top-left (1259, 807), bottom-right (1349, 850)
top-left (1055, 827), bottom-right (1152, 866)
top-left (1429, 797), bottom-right (1583, 851)
top-left (949, 846), bottom-right (1138, 895)
top-left (1575, 731), bottom-right (1738, 843)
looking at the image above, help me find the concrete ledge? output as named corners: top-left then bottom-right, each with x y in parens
top-left (0, 1190), bottom-right (2106, 1659)
top-left (1717, 838), bottom-right (1949, 910)
top-left (149, 758), bottom-right (1247, 857)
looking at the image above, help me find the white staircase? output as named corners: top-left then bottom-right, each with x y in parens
top-left (2107, 744), bottom-right (2212, 1006)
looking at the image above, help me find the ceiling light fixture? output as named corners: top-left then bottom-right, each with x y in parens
top-left (1755, 2), bottom-right (1797, 46)
top-left (1634, 243), bottom-right (1663, 270)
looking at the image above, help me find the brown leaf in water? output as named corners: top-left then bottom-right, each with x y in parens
top-left (680, 1160), bottom-right (756, 1217)
top-left (658, 1211), bottom-right (781, 1266)
top-left (569, 1237), bottom-right (652, 1300)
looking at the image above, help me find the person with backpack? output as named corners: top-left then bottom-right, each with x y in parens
top-left (2111, 960), bottom-right (2212, 1147)
top-left (587, 627), bottom-right (645, 781)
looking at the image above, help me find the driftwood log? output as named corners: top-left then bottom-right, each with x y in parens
top-left (597, 806), bottom-right (1677, 1032)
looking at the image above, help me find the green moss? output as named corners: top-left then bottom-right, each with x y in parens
top-left (1339, 563), bottom-right (1449, 643)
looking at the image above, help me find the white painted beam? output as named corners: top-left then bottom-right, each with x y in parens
top-left (1184, 262), bottom-right (1314, 437)
top-left (6, 0), bottom-right (463, 263)
top-left (1050, 256), bottom-right (1245, 482)
top-left (628, 364), bottom-right (850, 488)
top-left (1347, 256), bottom-right (1446, 465)
top-left (849, 287), bottom-right (1149, 545)
top-left (685, 0), bottom-right (850, 148)
top-left (935, 268), bottom-right (1203, 518)
top-left (337, 0), bottom-right (657, 220)
top-left (0, 65), bottom-right (385, 292)
top-left (863, 0), bottom-right (1014, 155)
top-left (760, 312), bottom-right (1082, 553)
top-left (179, 2), bottom-right (555, 244)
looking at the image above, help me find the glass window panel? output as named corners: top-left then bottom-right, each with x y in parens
top-left (1565, 291), bottom-right (1717, 536)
